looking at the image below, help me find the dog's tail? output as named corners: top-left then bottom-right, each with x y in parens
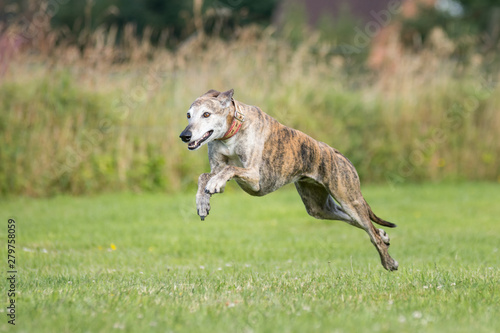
top-left (366, 202), bottom-right (397, 228)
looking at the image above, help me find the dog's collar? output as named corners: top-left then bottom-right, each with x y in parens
top-left (219, 100), bottom-right (245, 140)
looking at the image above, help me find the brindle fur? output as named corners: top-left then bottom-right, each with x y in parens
top-left (179, 89), bottom-right (399, 271)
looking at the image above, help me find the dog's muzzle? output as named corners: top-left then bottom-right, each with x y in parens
top-left (180, 127), bottom-right (214, 150)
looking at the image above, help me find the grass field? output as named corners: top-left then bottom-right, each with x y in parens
top-left (1, 183), bottom-right (499, 332)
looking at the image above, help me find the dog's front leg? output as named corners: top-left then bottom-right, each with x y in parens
top-left (196, 173), bottom-right (213, 220)
top-left (205, 166), bottom-right (260, 194)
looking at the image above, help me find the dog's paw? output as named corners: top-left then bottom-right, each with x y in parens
top-left (205, 176), bottom-right (226, 195)
top-left (196, 196), bottom-right (211, 221)
top-left (382, 257), bottom-right (399, 271)
top-left (378, 228), bottom-right (390, 246)
top-left (197, 208), bottom-right (209, 221)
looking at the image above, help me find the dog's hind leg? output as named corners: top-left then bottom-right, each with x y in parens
top-left (338, 198), bottom-right (398, 271)
top-left (315, 150), bottom-right (399, 271)
top-left (295, 178), bottom-right (398, 270)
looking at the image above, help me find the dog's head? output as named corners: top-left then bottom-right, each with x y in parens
top-left (179, 89), bottom-right (235, 150)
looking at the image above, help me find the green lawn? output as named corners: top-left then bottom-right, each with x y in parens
top-left (1, 183), bottom-right (499, 333)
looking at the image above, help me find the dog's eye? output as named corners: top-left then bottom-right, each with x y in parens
top-left (187, 113), bottom-right (191, 119)
top-left (203, 112), bottom-right (211, 118)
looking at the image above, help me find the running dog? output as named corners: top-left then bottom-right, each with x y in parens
top-left (179, 89), bottom-right (399, 271)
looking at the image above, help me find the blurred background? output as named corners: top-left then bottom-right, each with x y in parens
top-left (0, 0), bottom-right (499, 197)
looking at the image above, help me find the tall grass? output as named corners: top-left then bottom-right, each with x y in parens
top-left (1, 25), bottom-right (499, 196)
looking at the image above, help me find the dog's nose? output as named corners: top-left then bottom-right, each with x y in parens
top-left (179, 130), bottom-right (192, 143)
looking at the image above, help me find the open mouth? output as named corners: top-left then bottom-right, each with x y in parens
top-left (188, 130), bottom-right (213, 150)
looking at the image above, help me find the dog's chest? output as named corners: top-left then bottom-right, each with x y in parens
top-left (214, 141), bottom-right (245, 168)
top-left (225, 147), bottom-right (246, 168)
top-left (227, 154), bottom-right (244, 167)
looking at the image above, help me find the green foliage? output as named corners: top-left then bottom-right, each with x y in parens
top-left (49, 0), bottom-right (278, 45)
top-left (52, 0), bottom-right (193, 43)
top-left (202, 0), bottom-right (279, 24)
top-left (401, 0), bottom-right (500, 57)
top-left (1, 183), bottom-right (499, 332)
top-left (458, 0), bottom-right (500, 31)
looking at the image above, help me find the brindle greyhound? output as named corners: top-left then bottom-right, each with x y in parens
top-left (179, 89), bottom-right (399, 271)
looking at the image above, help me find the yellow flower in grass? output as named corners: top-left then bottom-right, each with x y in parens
top-left (110, 243), bottom-right (117, 251)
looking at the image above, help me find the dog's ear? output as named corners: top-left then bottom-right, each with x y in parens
top-left (217, 89), bottom-right (234, 108)
top-left (202, 89), bottom-right (220, 98)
